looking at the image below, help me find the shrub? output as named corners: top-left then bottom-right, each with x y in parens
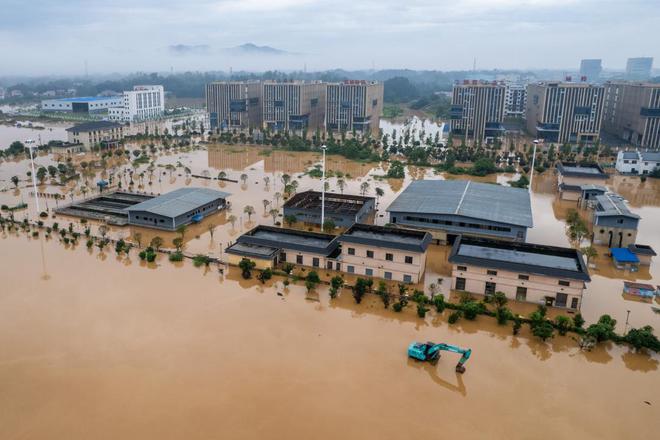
top-left (39, 211), bottom-right (48, 218)
top-left (393, 302), bottom-right (404, 312)
top-left (586, 314), bottom-right (617, 342)
top-left (86, 239), bottom-right (94, 248)
top-left (330, 275), bottom-right (344, 290)
top-left (306, 271), bottom-right (320, 284)
top-left (146, 252), bottom-right (157, 263)
top-left (353, 278), bottom-right (370, 304)
top-left (239, 258), bottom-right (256, 279)
top-left (495, 307), bottom-right (511, 325)
top-left (512, 317), bottom-right (522, 335)
top-left (258, 267), bottom-right (273, 283)
top-left (433, 294), bottom-right (446, 313)
top-left (417, 303), bottom-right (429, 318)
top-left (624, 326), bottom-right (660, 352)
top-left (411, 290), bottom-right (428, 304)
top-left (532, 321), bottom-right (554, 341)
top-left (192, 254), bottom-right (211, 267)
top-left (168, 251), bottom-right (184, 262)
top-left (461, 301), bottom-right (481, 320)
top-left (448, 311), bottom-right (462, 324)
top-left (554, 315), bottom-right (571, 336)
top-left (572, 313), bottom-right (585, 329)
top-left (283, 279), bottom-right (290, 287)
top-left (282, 263), bottom-right (294, 274)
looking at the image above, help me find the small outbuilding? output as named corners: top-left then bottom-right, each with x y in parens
top-left (610, 247), bottom-right (640, 271)
top-left (628, 244), bottom-right (656, 266)
top-left (283, 190), bottom-right (375, 228)
top-left (556, 162), bottom-right (608, 201)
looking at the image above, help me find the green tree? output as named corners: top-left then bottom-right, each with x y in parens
top-left (284, 214), bottom-right (297, 227)
top-left (624, 326), bottom-right (660, 352)
top-left (532, 321), bottom-right (555, 341)
top-left (150, 236), bottom-right (164, 251)
top-left (176, 224), bottom-right (187, 240)
top-left (238, 258), bottom-right (256, 279)
top-left (581, 245), bottom-right (597, 265)
top-left (554, 315), bottom-right (571, 336)
top-left (322, 218), bottom-right (336, 232)
top-left (586, 315), bottom-right (617, 342)
top-left (243, 205), bottom-right (255, 221)
top-left (11, 175), bottom-right (19, 188)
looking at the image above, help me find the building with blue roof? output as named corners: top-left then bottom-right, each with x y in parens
top-left (41, 96), bottom-right (123, 113)
top-left (610, 247), bottom-right (640, 271)
top-left (386, 179), bottom-right (533, 243)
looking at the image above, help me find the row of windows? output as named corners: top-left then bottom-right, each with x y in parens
top-left (346, 247), bottom-right (414, 264)
top-left (346, 265), bottom-right (413, 283)
top-left (401, 216), bottom-right (513, 233)
top-left (454, 277), bottom-right (578, 308)
top-left (456, 266), bottom-right (570, 286)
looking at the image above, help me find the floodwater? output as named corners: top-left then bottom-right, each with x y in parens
top-left (1, 144), bottom-right (660, 439)
top-left (380, 116), bottom-right (446, 146)
top-left (0, 122), bottom-right (70, 149)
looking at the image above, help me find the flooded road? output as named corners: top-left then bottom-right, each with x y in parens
top-left (1, 145), bottom-right (660, 439)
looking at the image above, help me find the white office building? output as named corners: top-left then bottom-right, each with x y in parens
top-left (108, 85), bottom-right (165, 122)
top-left (615, 150), bottom-right (660, 175)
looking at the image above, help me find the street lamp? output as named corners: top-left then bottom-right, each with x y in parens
top-left (529, 139), bottom-right (539, 194)
top-left (25, 139), bottom-right (41, 214)
top-left (320, 144), bottom-right (327, 228)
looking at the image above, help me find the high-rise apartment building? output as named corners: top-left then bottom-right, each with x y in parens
top-left (450, 80), bottom-right (506, 142)
top-left (262, 81), bottom-right (326, 133)
top-left (603, 81), bottom-right (660, 149)
top-left (626, 57), bottom-right (654, 80)
top-left (205, 81), bottom-right (262, 130)
top-left (504, 83), bottom-right (527, 118)
top-left (325, 80), bottom-right (384, 135)
top-left (108, 85), bottom-right (165, 122)
top-left (579, 59), bottom-right (602, 82)
top-left (525, 82), bottom-right (604, 144)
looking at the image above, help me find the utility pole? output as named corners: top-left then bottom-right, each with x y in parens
top-left (320, 144), bottom-right (327, 228)
top-left (26, 139), bottom-right (41, 214)
top-left (529, 139), bottom-right (539, 193)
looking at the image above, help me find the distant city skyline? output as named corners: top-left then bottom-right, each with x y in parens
top-left (1, 0), bottom-right (658, 75)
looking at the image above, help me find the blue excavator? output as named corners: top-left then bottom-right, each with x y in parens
top-left (408, 341), bottom-right (472, 374)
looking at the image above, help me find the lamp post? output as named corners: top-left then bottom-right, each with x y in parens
top-left (529, 139), bottom-right (539, 194)
top-left (625, 310), bottom-right (631, 335)
top-left (320, 144), bottom-right (327, 228)
top-left (26, 139), bottom-right (41, 214)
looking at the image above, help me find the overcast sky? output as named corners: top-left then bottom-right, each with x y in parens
top-left (1, 0), bottom-right (658, 76)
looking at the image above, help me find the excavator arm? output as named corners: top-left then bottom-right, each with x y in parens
top-left (426, 343), bottom-right (472, 373)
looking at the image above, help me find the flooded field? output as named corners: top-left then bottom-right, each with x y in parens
top-left (0, 122), bottom-right (70, 149)
top-left (1, 144), bottom-right (659, 439)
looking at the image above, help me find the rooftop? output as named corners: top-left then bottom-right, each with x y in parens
top-left (556, 162), bottom-right (608, 179)
top-left (386, 180), bottom-right (533, 228)
top-left (594, 193), bottom-right (640, 219)
top-left (449, 236), bottom-right (591, 281)
top-left (640, 151), bottom-right (660, 162)
top-left (52, 96), bottom-right (120, 102)
top-left (611, 248), bottom-right (640, 264)
top-left (238, 225), bottom-right (339, 255)
top-left (339, 224), bottom-right (432, 253)
top-left (580, 184), bottom-right (608, 192)
top-left (628, 244), bottom-right (657, 256)
top-left (225, 242), bottom-right (279, 259)
top-left (66, 121), bottom-right (123, 132)
top-left (284, 190), bottom-right (374, 215)
top-left (126, 188), bottom-right (230, 218)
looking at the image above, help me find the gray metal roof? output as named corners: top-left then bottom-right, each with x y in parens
top-left (339, 224), bottom-right (432, 253)
top-left (225, 242), bottom-right (279, 259)
top-left (556, 162), bottom-right (607, 179)
top-left (640, 151), bottom-right (660, 162)
top-left (126, 188), bottom-right (230, 218)
top-left (66, 121), bottom-right (123, 132)
top-left (580, 184), bottom-right (607, 192)
top-left (621, 151), bottom-right (639, 160)
top-left (594, 193), bottom-right (640, 219)
top-left (449, 236), bottom-right (590, 281)
top-left (237, 225), bottom-right (339, 256)
top-left (386, 180), bottom-right (533, 228)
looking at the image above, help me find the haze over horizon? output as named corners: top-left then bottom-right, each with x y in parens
top-left (1, 0), bottom-right (658, 76)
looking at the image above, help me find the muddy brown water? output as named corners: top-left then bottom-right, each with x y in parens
top-left (1, 145), bottom-right (660, 439)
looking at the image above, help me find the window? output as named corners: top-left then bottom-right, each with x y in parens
top-left (365, 268), bottom-right (373, 276)
top-left (405, 256), bottom-right (413, 264)
top-left (457, 265), bottom-right (467, 271)
top-left (485, 282), bottom-right (496, 296)
top-left (518, 274), bottom-right (529, 280)
top-left (558, 280), bottom-right (570, 287)
top-left (555, 293), bottom-right (568, 308)
top-left (280, 252), bottom-right (287, 262)
top-left (571, 297), bottom-right (579, 309)
top-left (347, 247), bottom-right (355, 255)
top-left (487, 270), bottom-right (498, 276)
top-left (455, 277), bottom-right (466, 290)
top-left (347, 265), bottom-right (355, 273)
top-left (312, 257), bottom-right (319, 267)
top-left (366, 250), bottom-right (374, 258)
top-left (403, 274), bottom-right (412, 283)
top-left (384, 271), bottom-right (392, 280)
top-left (385, 253), bottom-right (394, 261)
top-left (296, 255), bottom-right (303, 265)
top-left (516, 286), bottom-right (527, 301)
top-left (391, 216), bottom-right (397, 223)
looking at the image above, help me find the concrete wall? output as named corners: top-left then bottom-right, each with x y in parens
top-left (339, 242), bottom-right (426, 283)
top-left (226, 253), bottom-right (274, 270)
top-left (593, 225), bottom-right (638, 248)
top-left (389, 212), bottom-right (527, 242)
top-left (128, 200), bottom-right (224, 231)
top-left (279, 249), bottom-right (331, 270)
top-left (451, 264), bottom-right (586, 309)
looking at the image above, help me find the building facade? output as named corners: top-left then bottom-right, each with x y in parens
top-left (205, 81), bottom-right (263, 130)
top-left (42, 96), bottom-right (123, 113)
top-left (504, 83), bottom-right (527, 118)
top-left (262, 81), bottom-right (326, 133)
top-left (579, 59), bottom-right (602, 82)
top-left (615, 150), bottom-right (660, 174)
top-left (449, 236), bottom-right (590, 309)
top-left (450, 80), bottom-right (506, 143)
top-left (592, 192), bottom-right (640, 248)
top-left (66, 121), bottom-right (124, 149)
top-left (556, 162), bottom-right (608, 200)
top-left (108, 85), bottom-right (165, 122)
top-left (626, 57), bottom-right (654, 81)
top-left (325, 80), bottom-right (383, 135)
top-left (525, 82), bottom-right (605, 144)
top-left (387, 180), bottom-right (533, 243)
top-left (603, 82), bottom-right (660, 149)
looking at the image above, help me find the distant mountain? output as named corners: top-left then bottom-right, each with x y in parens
top-left (168, 44), bottom-right (211, 55)
top-left (224, 43), bottom-right (291, 56)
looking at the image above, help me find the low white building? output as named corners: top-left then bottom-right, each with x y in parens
top-left (108, 85), bottom-right (165, 122)
top-left (615, 150), bottom-right (660, 175)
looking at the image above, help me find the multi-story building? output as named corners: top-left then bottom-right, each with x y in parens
top-left (603, 81), bottom-right (660, 149)
top-left (579, 59), bottom-right (602, 82)
top-left (525, 81), bottom-right (605, 144)
top-left (325, 80), bottom-right (383, 135)
top-left (504, 83), bottom-right (526, 118)
top-left (450, 80), bottom-right (506, 143)
top-left (449, 236), bottom-right (591, 310)
top-left (615, 150), bottom-right (660, 174)
top-left (262, 81), bottom-right (326, 133)
top-left (626, 57), bottom-right (654, 81)
top-left (108, 85), bottom-right (165, 122)
top-left (65, 121), bottom-right (124, 150)
top-left (205, 81), bottom-right (262, 131)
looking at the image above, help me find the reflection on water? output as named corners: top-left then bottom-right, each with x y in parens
top-left (380, 116), bottom-right (446, 146)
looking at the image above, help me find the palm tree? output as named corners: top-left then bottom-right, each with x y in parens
top-left (336, 178), bottom-right (346, 194)
top-left (274, 192), bottom-right (282, 207)
top-left (150, 236), bottom-right (164, 251)
top-left (228, 214), bottom-right (237, 230)
top-left (132, 232), bottom-right (143, 248)
top-left (375, 187), bottom-right (384, 204)
top-left (243, 205), bottom-right (255, 221)
top-left (10, 175), bottom-right (19, 188)
top-left (360, 181), bottom-right (370, 196)
top-left (262, 199), bottom-right (270, 213)
top-left (98, 225), bottom-right (109, 239)
top-left (218, 170), bottom-right (227, 180)
top-left (263, 176), bottom-right (270, 187)
top-left (281, 173), bottom-right (291, 187)
top-left (176, 224), bottom-right (187, 240)
top-left (208, 223), bottom-right (216, 239)
top-left (240, 173), bottom-right (248, 185)
top-left (269, 208), bottom-right (279, 223)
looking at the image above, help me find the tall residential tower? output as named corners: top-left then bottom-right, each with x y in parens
top-left (205, 81), bottom-right (262, 131)
top-left (603, 81), bottom-right (660, 149)
top-left (325, 80), bottom-right (383, 135)
top-left (450, 80), bottom-right (506, 143)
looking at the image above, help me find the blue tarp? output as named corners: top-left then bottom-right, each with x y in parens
top-left (611, 248), bottom-right (640, 263)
